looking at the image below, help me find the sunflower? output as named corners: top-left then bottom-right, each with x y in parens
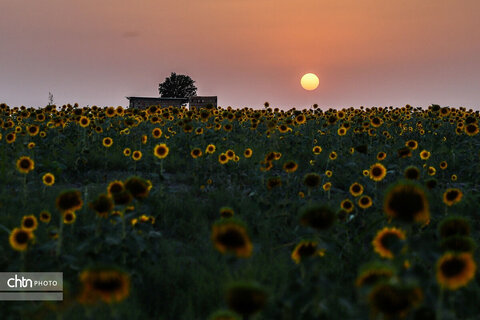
top-left (405, 140), bottom-right (418, 150)
top-left (340, 199), bottom-right (354, 213)
top-left (223, 123), bottom-right (233, 132)
top-left (218, 153), bottom-right (229, 164)
top-left (211, 219), bottom-right (253, 258)
top-left (27, 124), bottom-right (40, 136)
top-left (220, 207), bottom-right (235, 218)
top-left (150, 127), bottom-right (162, 139)
top-left (39, 210), bottom-right (51, 223)
top-left (188, 147), bottom-right (203, 159)
top-left (105, 107), bottom-right (116, 117)
top-left (291, 240), bottom-right (325, 264)
top-left (368, 283), bottom-right (423, 319)
top-left (242, 148), bottom-right (252, 158)
top-left (369, 163), bottom-right (387, 182)
top-left (21, 215), bottom-right (38, 232)
top-left (9, 228), bottom-right (34, 251)
top-left (295, 114), bottom-right (306, 124)
top-left (299, 204), bottom-right (336, 231)
top-left (124, 176), bottom-right (150, 200)
top-left (322, 182), bottom-right (332, 191)
top-left (264, 152), bottom-right (276, 162)
top-left (141, 135), bottom-right (148, 144)
top-left (329, 151), bottom-right (337, 160)
top-left (312, 146), bottom-right (322, 155)
top-left (443, 188), bottom-right (463, 206)
top-left (6, 132), bottom-right (16, 144)
top-left (225, 281), bottom-right (268, 317)
top-left (337, 127), bottom-right (347, 136)
top-left (438, 216), bottom-right (470, 239)
top-left (63, 211), bottom-right (76, 224)
top-left (123, 148), bottom-right (131, 156)
top-left (283, 161), bottom-right (298, 173)
top-left (349, 182), bottom-right (364, 197)
top-left (78, 268), bottom-right (131, 304)
top-left (153, 143), bottom-right (169, 159)
top-left (372, 227), bottom-right (406, 259)
top-left (370, 116), bottom-right (383, 128)
top-left (226, 149), bottom-right (235, 159)
top-left (375, 151), bottom-right (387, 161)
top-left (358, 195), bottom-right (373, 209)
top-left (102, 137), bottom-right (113, 148)
top-left (419, 150), bottom-right (430, 160)
top-left (384, 181), bottom-right (429, 224)
top-left (303, 173), bottom-right (321, 188)
top-left (40, 173), bottom-right (55, 186)
top-left (436, 252), bottom-right (476, 290)
top-left (325, 170), bottom-right (333, 178)
top-left (107, 180), bottom-right (124, 195)
top-left (355, 263), bottom-right (395, 288)
top-left (131, 150), bottom-right (142, 161)
top-left (89, 194), bottom-right (114, 218)
top-left (404, 166), bottom-right (420, 180)
top-left (439, 161), bottom-right (448, 170)
top-left (464, 123), bottom-right (479, 136)
top-left (27, 142), bottom-right (35, 149)
top-left (266, 177), bottom-right (282, 190)
top-left (56, 190), bottom-right (83, 213)
top-left (79, 116), bottom-right (90, 128)
top-left (206, 144), bottom-right (216, 154)
top-left (278, 124), bottom-right (291, 133)
top-left (426, 166), bottom-right (436, 176)
top-left (16, 156), bottom-right (35, 174)
top-left (397, 147), bottom-right (412, 158)
top-left (451, 174), bottom-right (457, 182)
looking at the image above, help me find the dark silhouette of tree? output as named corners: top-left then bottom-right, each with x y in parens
top-left (158, 72), bottom-right (197, 98)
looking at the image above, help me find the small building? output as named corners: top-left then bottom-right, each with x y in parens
top-left (126, 97), bottom-right (188, 109)
top-left (188, 96), bottom-right (218, 110)
top-left (126, 96), bottom-right (217, 110)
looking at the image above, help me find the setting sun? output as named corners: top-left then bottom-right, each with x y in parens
top-left (301, 73), bottom-right (319, 91)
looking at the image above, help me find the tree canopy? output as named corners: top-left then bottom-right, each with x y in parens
top-left (158, 72), bottom-right (197, 98)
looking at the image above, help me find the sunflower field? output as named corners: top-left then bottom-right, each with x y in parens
top-left (0, 102), bottom-right (479, 319)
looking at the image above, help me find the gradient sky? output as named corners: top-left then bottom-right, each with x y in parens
top-left (1, 0), bottom-right (479, 109)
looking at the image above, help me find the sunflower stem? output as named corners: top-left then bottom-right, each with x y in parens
top-left (436, 287), bottom-right (444, 320)
top-left (121, 208), bottom-right (127, 265)
top-left (56, 213), bottom-right (64, 257)
top-left (21, 251), bottom-right (26, 272)
top-left (22, 174), bottom-right (27, 208)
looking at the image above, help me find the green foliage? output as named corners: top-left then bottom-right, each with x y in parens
top-left (0, 103), bottom-right (479, 319)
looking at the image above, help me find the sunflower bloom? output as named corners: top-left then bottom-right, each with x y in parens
top-left (436, 252), bottom-right (476, 290)
top-left (9, 228), bottom-right (34, 251)
top-left (211, 220), bottom-right (253, 258)
top-left (16, 156), bottom-right (34, 174)
top-left (372, 227), bottom-right (406, 259)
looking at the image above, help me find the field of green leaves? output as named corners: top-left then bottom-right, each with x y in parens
top-left (0, 102), bottom-right (479, 319)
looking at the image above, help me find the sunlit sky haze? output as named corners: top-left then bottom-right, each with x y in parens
top-left (1, 0), bottom-right (479, 110)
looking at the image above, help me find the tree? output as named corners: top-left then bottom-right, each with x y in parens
top-left (158, 72), bottom-right (197, 98)
top-left (48, 92), bottom-right (54, 106)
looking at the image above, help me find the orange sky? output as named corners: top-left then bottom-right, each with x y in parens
top-left (1, 0), bottom-right (479, 109)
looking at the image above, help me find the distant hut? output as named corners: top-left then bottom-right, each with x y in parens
top-left (188, 96), bottom-right (218, 110)
top-left (126, 96), bottom-right (217, 110)
top-left (126, 97), bottom-right (188, 109)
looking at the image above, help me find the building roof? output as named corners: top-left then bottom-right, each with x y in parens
top-left (126, 96), bottom-right (188, 100)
